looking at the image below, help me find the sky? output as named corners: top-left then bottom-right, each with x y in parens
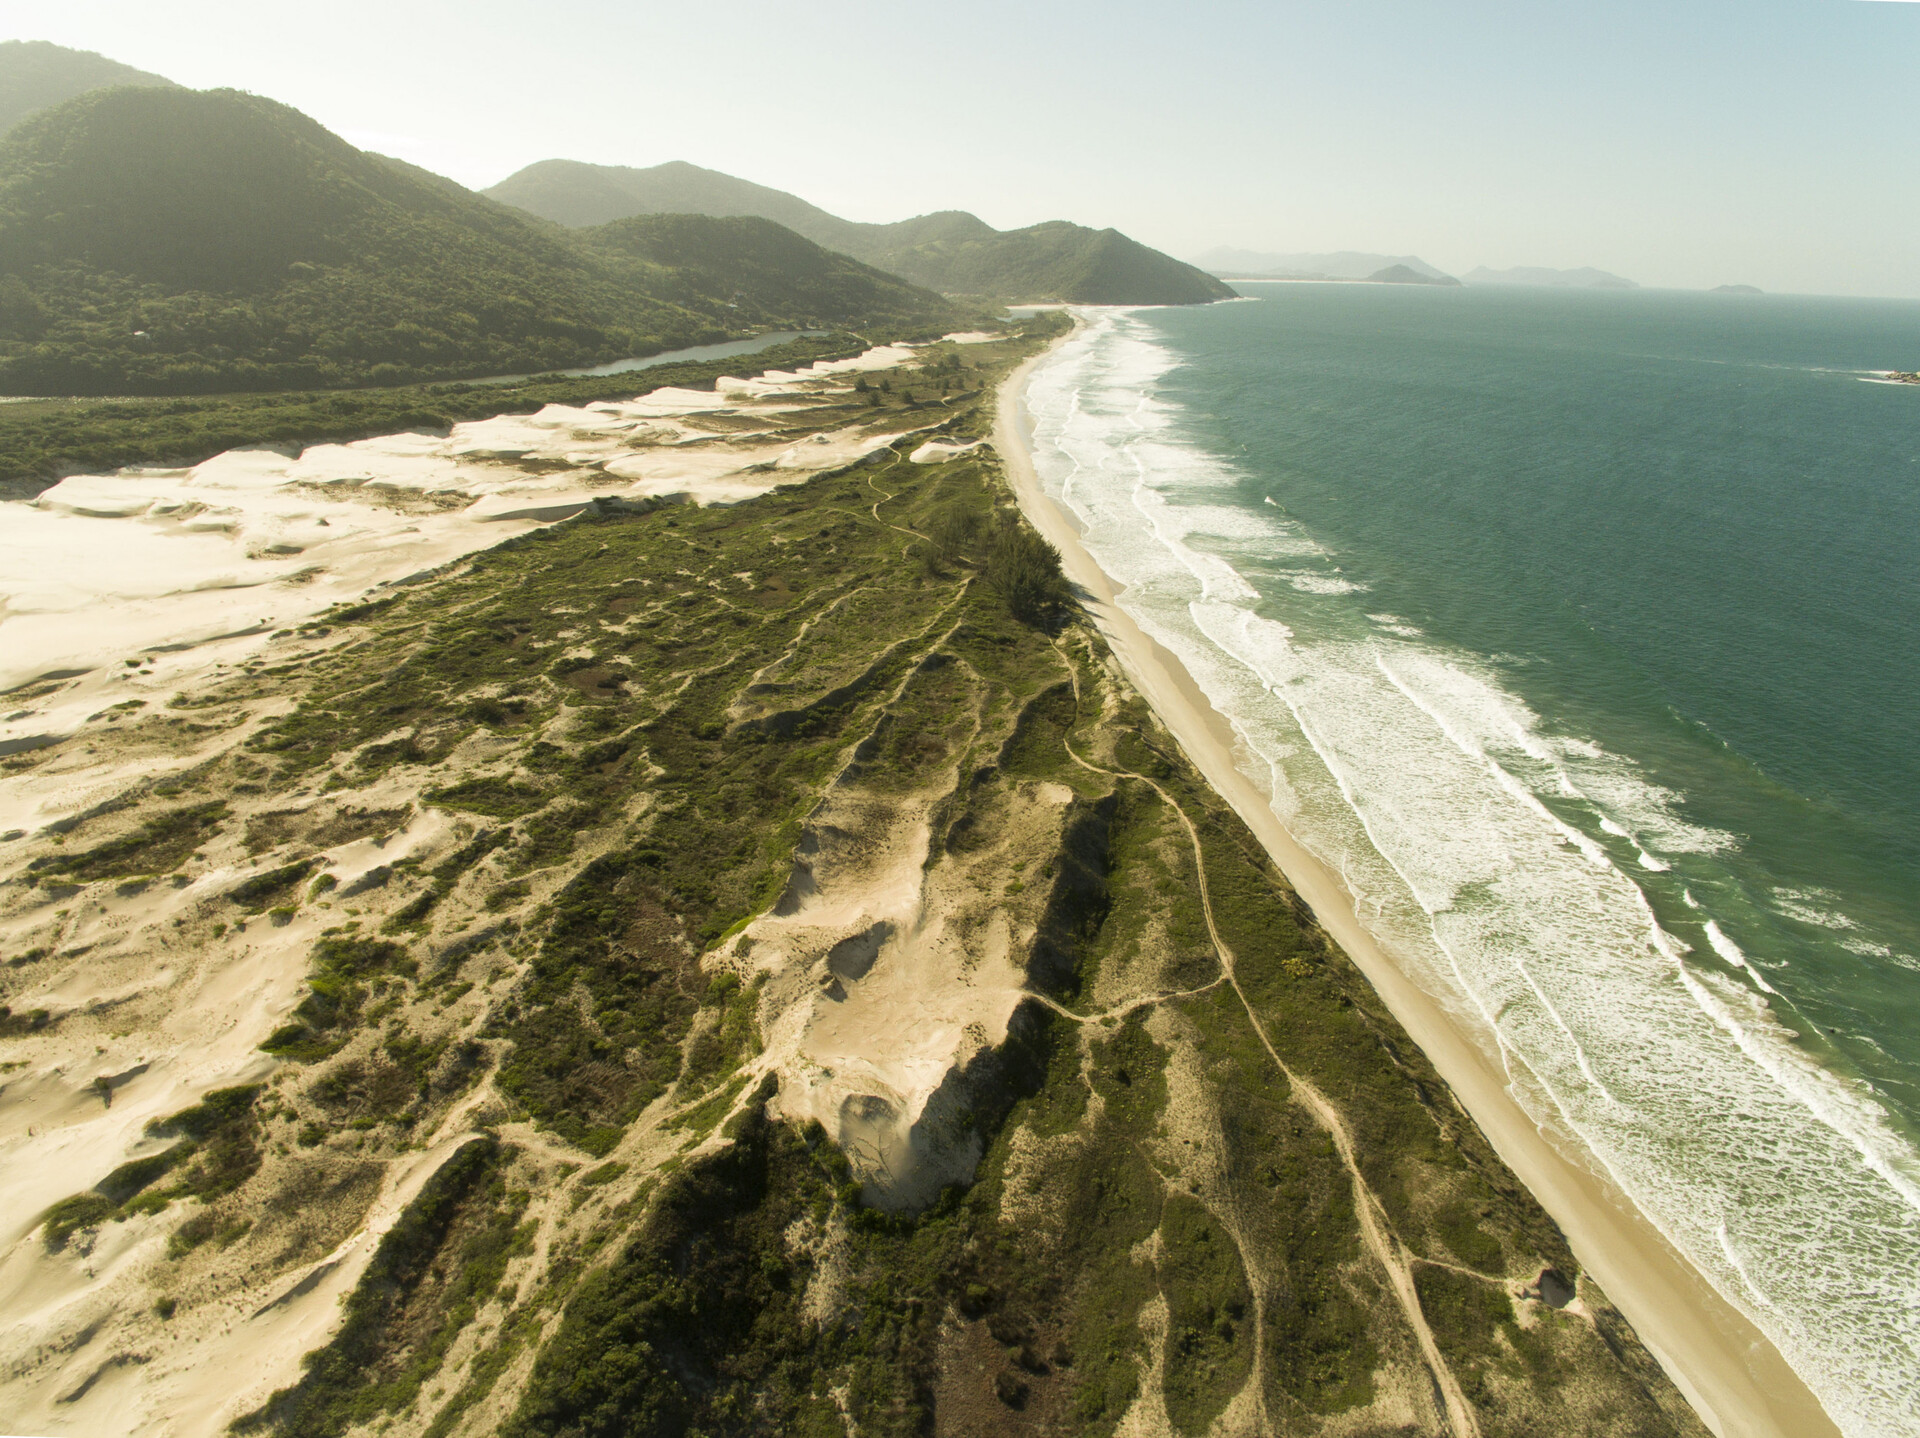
top-left (2, 0), bottom-right (1917, 296)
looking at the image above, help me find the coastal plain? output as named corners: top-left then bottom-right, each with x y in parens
top-left (2, 320), bottom-right (1718, 1438)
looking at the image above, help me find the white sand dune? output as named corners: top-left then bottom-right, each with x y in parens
top-left (0, 335), bottom-right (989, 1434)
top-left (0, 347), bottom-right (924, 801)
top-left (736, 713), bottom-right (1076, 1212)
top-left (908, 439), bottom-right (985, 464)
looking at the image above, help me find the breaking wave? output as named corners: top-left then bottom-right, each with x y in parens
top-left (1021, 308), bottom-right (1920, 1437)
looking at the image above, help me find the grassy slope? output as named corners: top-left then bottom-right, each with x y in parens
top-left (5, 324), bottom-right (1702, 1438)
top-left (485, 158), bottom-right (1234, 305)
top-left (0, 89), bottom-right (962, 396)
top-left (874, 220), bottom-right (1236, 305)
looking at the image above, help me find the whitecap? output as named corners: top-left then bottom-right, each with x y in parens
top-left (1704, 919), bottom-right (1781, 994)
top-left (1282, 571), bottom-right (1369, 595)
top-left (1022, 307), bottom-right (1920, 1437)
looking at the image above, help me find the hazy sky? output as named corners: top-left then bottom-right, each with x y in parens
top-left (3, 0), bottom-right (1917, 296)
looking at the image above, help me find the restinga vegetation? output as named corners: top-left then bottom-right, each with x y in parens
top-left (2, 324), bottom-right (1707, 1436)
top-left (0, 88), bottom-right (966, 396)
top-left (485, 158), bottom-right (1235, 306)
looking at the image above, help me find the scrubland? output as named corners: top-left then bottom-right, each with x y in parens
top-left (0, 318), bottom-right (1704, 1438)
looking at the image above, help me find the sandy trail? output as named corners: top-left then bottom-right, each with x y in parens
top-left (995, 325), bottom-right (1840, 1438)
top-left (1053, 646), bottom-right (1481, 1438)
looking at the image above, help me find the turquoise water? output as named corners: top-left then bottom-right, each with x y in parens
top-left (1021, 287), bottom-right (1920, 1435)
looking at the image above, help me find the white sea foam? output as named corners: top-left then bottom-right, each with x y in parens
top-left (1023, 308), bottom-right (1920, 1437)
top-left (1775, 887), bottom-right (1861, 931)
top-left (1705, 919), bottom-right (1781, 994)
top-left (1283, 571), bottom-right (1368, 594)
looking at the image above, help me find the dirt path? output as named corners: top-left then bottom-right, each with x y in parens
top-left (1053, 643), bottom-right (1484, 1438)
top-left (1019, 978), bottom-right (1226, 1028)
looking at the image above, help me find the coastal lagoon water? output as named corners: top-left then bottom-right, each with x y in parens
top-left (472, 329), bottom-right (827, 385)
top-left (1022, 286), bottom-right (1920, 1436)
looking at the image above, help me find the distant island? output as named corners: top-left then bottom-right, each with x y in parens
top-left (1191, 247), bottom-right (1451, 282)
top-left (1886, 371), bottom-right (1920, 384)
top-left (1367, 263), bottom-right (1461, 286)
top-left (1711, 284), bottom-right (1763, 295)
top-left (1194, 251), bottom-right (1643, 291)
top-left (1463, 265), bottom-right (1638, 290)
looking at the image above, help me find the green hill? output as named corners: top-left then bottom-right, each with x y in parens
top-left (487, 158), bottom-right (1232, 305)
top-left (0, 89), bottom-right (962, 395)
top-left (582, 212), bottom-right (953, 323)
top-left (0, 39), bottom-right (175, 136)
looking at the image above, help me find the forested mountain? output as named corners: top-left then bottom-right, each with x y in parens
top-left (487, 158), bottom-right (1232, 305)
top-left (488, 158), bottom-right (852, 239)
top-left (0, 39), bottom-right (174, 136)
top-left (584, 212), bottom-right (954, 322)
top-left (0, 89), bottom-right (962, 395)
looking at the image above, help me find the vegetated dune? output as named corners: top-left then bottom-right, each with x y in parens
top-left (0, 322), bottom-right (1705, 1438)
top-left (487, 158), bottom-right (1234, 306)
top-left (0, 89), bottom-right (964, 396)
top-left (0, 337), bottom-right (961, 778)
top-left (0, 332), bottom-right (894, 501)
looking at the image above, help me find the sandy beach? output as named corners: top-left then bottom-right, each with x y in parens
top-left (994, 326), bottom-right (1842, 1438)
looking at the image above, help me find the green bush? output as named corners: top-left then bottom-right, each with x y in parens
top-left (981, 515), bottom-right (1071, 628)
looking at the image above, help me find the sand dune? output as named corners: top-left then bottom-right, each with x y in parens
top-left (0, 349), bottom-right (926, 814)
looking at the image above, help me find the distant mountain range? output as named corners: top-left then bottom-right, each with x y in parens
top-left (0, 39), bottom-right (173, 136)
top-left (1462, 265), bottom-right (1638, 290)
top-left (0, 82), bottom-right (962, 394)
top-left (1190, 248), bottom-right (1451, 281)
top-left (486, 160), bottom-right (1231, 306)
top-left (1195, 249), bottom-right (1648, 292)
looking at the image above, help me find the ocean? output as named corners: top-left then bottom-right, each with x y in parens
top-left (1019, 284), bottom-right (1920, 1437)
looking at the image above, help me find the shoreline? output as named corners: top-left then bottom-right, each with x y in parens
top-left (992, 323), bottom-right (1842, 1438)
